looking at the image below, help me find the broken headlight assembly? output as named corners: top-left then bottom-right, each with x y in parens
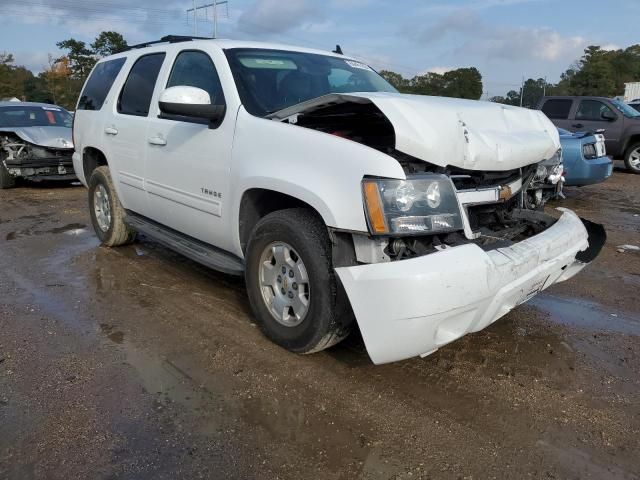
top-left (362, 175), bottom-right (463, 235)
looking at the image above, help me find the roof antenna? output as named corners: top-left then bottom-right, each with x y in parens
top-left (333, 44), bottom-right (343, 55)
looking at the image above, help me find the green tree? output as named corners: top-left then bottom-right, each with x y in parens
top-left (91, 31), bottom-right (128, 57)
top-left (379, 68), bottom-right (483, 99)
top-left (379, 70), bottom-right (410, 92)
top-left (56, 38), bottom-right (96, 80)
top-left (0, 52), bottom-right (36, 100)
top-left (442, 68), bottom-right (483, 99)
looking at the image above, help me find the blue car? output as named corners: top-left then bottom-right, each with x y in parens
top-left (558, 128), bottom-right (612, 186)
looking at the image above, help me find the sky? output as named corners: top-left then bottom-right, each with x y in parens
top-left (1, 0), bottom-right (638, 97)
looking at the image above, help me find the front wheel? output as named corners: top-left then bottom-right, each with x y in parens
top-left (88, 166), bottom-right (136, 246)
top-left (244, 208), bottom-right (352, 354)
top-left (624, 143), bottom-right (640, 174)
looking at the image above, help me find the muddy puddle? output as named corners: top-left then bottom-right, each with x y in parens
top-left (530, 293), bottom-right (640, 335)
top-left (6, 222), bottom-right (87, 241)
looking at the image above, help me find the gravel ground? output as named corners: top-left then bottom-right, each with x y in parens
top-left (1, 169), bottom-right (639, 479)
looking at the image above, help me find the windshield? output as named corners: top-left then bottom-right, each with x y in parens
top-left (0, 105), bottom-right (73, 128)
top-left (225, 48), bottom-right (397, 117)
top-left (610, 98), bottom-right (640, 118)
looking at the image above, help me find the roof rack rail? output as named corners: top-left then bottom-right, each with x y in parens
top-left (123, 35), bottom-right (212, 52)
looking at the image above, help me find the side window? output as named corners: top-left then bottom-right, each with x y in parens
top-left (77, 58), bottom-right (126, 111)
top-left (167, 50), bottom-right (225, 105)
top-left (541, 99), bottom-right (573, 119)
top-left (118, 53), bottom-right (166, 116)
top-left (576, 100), bottom-right (615, 121)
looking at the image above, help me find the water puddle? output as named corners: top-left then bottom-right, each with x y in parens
top-left (97, 322), bottom-right (401, 477)
top-left (6, 223), bottom-right (87, 240)
top-left (529, 294), bottom-right (640, 335)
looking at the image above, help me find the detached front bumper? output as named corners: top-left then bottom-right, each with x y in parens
top-left (336, 208), bottom-right (600, 364)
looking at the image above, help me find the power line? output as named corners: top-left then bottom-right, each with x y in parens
top-left (186, 1), bottom-right (229, 39)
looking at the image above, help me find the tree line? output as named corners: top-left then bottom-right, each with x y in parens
top-left (0, 31), bottom-right (127, 110)
top-left (490, 45), bottom-right (640, 108)
top-left (1, 34), bottom-right (638, 111)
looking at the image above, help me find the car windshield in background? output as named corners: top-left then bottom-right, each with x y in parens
top-left (0, 105), bottom-right (73, 128)
top-left (611, 98), bottom-right (640, 118)
top-left (225, 48), bottom-right (397, 117)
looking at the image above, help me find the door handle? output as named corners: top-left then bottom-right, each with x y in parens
top-left (572, 123), bottom-right (584, 129)
top-left (148, 135), bottom-right (167, 146)
top-left (104, 126), bottom-right (118, 135)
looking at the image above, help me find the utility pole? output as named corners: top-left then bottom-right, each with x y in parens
top-left (543, 76), bottom-right (547, 97)
top-left (186, 1), bottom-right (229, 38)
top-left (519, 76), bottom-right (525, 107)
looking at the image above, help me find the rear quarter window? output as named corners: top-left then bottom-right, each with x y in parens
top-left (77, 57), bottom-right (126, 111)
top-left (541, 99), bottom-right (573, 119)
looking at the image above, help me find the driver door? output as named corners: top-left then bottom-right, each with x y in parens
top-left (572, 99), bottom-right (623, 153)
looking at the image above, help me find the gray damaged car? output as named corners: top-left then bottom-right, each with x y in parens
top-left (0, 101), bottom-right (76, 188)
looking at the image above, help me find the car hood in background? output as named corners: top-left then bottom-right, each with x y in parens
top-left (270, 92), bottom-right (560, 171)
top-left (0, 126), bottom-right (73, 149)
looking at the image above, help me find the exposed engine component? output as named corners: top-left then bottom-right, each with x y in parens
top-left (524, 151), bottom-right (564, 210)
top-left (1, 135), bottom-right (28, 162)
top-left (1, 133), bottom-right (74, 181)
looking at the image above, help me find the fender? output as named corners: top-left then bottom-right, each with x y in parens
top-left (229, 107), bottom-right (406, 257)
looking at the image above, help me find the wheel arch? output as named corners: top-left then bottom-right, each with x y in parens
top-left (82, 146), bottom-right (108, 182)
top-left (238, 186), bottom-right (336, 254)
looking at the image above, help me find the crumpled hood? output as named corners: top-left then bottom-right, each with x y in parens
top-left (271, 92), bottom-right (560, 171)
top-left (0, 126), bottom-right (73, 149)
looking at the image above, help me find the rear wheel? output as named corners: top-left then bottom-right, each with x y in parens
top-left (0, 161), bottom-right (16, 189)
top-left (624, 143), bottom-right (640, 174)
top-left (88, 166), bottom-right (136, 246)
top-left (245, 208), bottom-right (352, 354)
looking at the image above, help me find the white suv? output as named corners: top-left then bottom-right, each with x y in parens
top-left (72, 36), bottom-right (604, 364)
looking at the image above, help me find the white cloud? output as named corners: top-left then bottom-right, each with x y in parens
top-left (13, 51), bottom-right (51, 73)
top-left (236, 0), bottom-right (324, 35)
top-left (414, 10), bottom-right (587, 63)
top-left (601, 43), bottom-right (621, 51)
top-left (0, 0), bottom-right (186, 43)
top-left (420, 66), bottom-right (454, 75)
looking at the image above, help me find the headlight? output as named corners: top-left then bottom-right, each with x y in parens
top-left (362, 175), bottom-right (463, 235)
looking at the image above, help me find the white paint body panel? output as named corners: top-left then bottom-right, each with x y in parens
top-left (336, 209), bottom-right (589, 364)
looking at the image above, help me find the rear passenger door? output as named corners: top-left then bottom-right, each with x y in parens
top-left (540, 98), bottom-right (574, 130)
top-left (143, 49), bottom-right (234, 248)
top-left (572, 99), bottom-right (623, 153)
top-left (103, 52), bottom-right (165, 216)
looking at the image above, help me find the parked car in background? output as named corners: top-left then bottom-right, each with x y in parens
top-left (0, 101), bottom-right (75, 188)
top-left (537, 96), bottom-right (640, 174)
top-left (558, 128), bottom-right (612, 186)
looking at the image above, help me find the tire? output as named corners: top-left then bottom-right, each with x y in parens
top-left (245, 208), bottom-right (352, 354)
top-left (0, 161), bottom-right (16, 189)
top-left (88, 166), bottom-right (136, 246)
top-left (624, 142), bottom-right (640, 174)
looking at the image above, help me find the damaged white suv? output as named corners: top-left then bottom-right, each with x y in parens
top-left (72, 36), bottom-right (605, 364)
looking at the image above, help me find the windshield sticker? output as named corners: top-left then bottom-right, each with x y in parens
top-left (239, 57), bottom-right (297, 70)
top-left (345, 60), bottom-right (373, 71)
top-left (42, 106), bottom-right (62, 111)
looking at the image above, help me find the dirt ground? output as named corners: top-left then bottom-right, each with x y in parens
top-left (1, 167), bottom-right (639, 480)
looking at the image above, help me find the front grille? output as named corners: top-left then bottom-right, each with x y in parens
top-left (449, 167), bottom-right (521, 190)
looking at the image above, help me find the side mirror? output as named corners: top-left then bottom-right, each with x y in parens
top-left (158, 86), bottom-right (225, 124)
top-left (601, 110), bottom-right (616, 121)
